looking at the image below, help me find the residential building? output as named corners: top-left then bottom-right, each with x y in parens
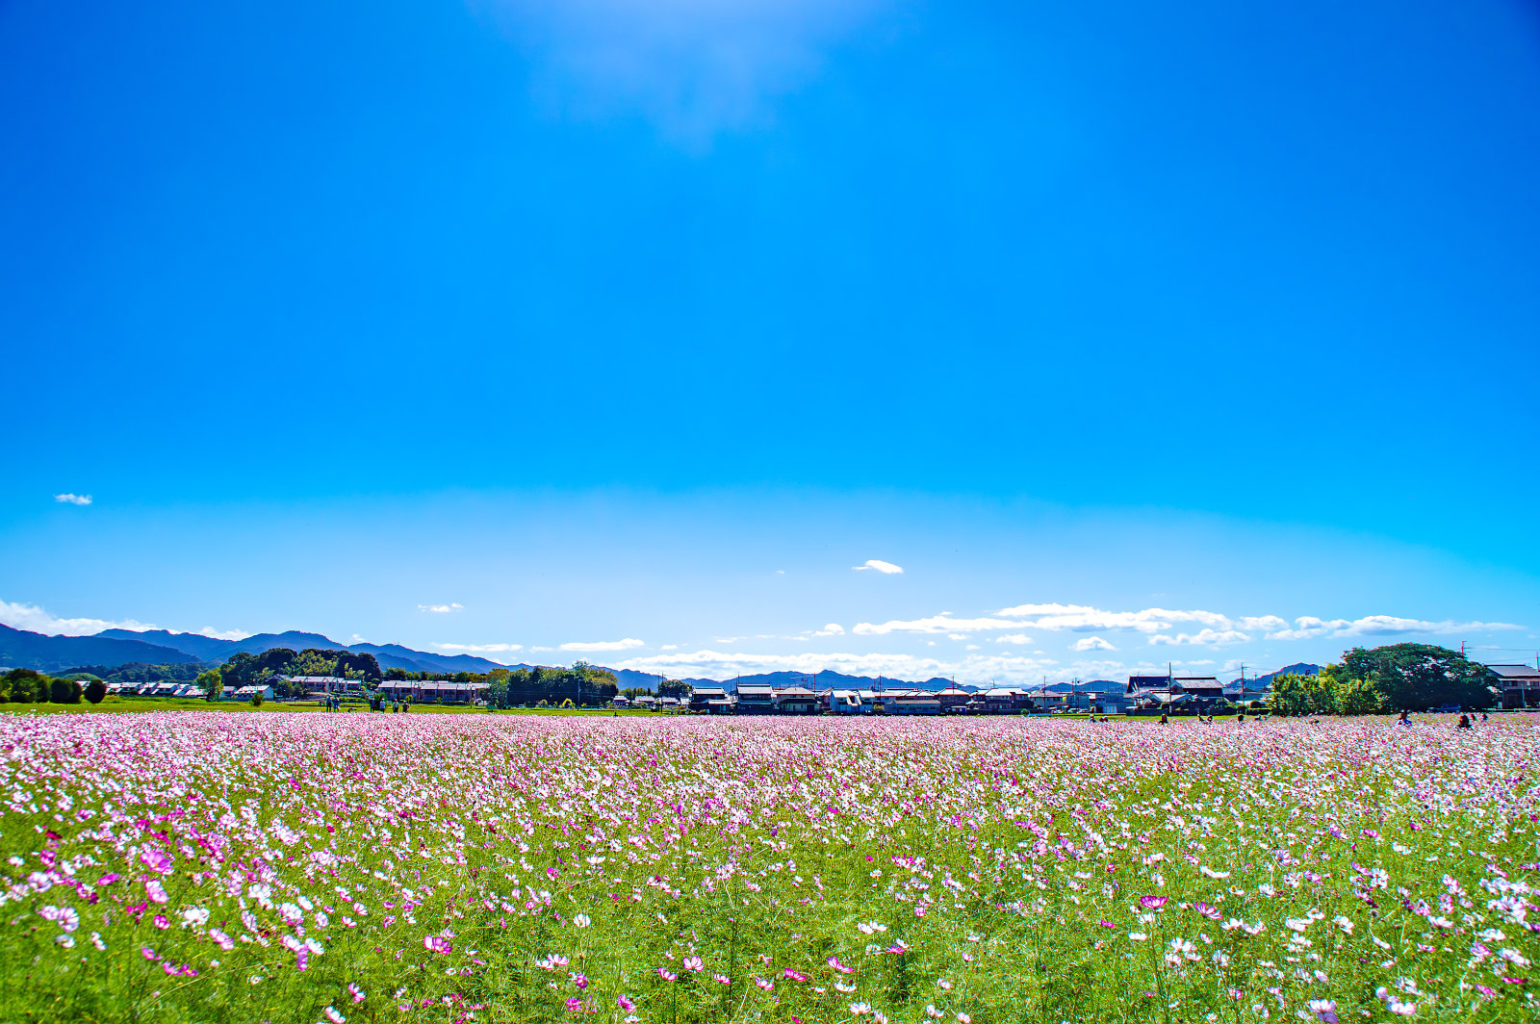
top-left (735, 683), bottom-right (777, 714)
top-left (378, 680), bottom-right (488, 704)
top-left (689, 686), bottom-right (728, 712)
top-left (774, 685), bottom-right (819, 714)
top-left (1489, 664), bottom-right (1540, 708)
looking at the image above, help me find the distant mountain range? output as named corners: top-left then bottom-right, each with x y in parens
top-left (0, 621), bottom-right (1322, 690)
top-left (1251, 663), bottom-right (1321, 686)
top-left (2, 624), bottom-right (509, 676)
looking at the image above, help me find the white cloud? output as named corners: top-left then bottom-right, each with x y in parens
top-left (432, 642), bottom-right (525, 653)
top-left (853, 559), bottom-right (904, 575)
top-left (0, 599), bottom-right (155, 637)
top-left (996, 603), bottom-right (1234, 634)
top-left (418, 602), bottom-right (464, 614)
top-left (1072, 636), bottom-right (1117, 652)
top-left (814, 623), bottom-right (845, 637)
top-left (995, 634), bottom-right (1033, 645)
top-left (197, 626), bottom-right (248, 640)
top-left (1149, 629), bottom-right (1251, 647)
top-left (854, 613), bottom-right (1020, 636)
top-left (53, 493), bottom-right (92, 506)
top-left (560, 638), bottom-right (646, 652)
top-left (615, 647), bottom-right (1068, 685)
top-left (1237, 615), bottom-right (1289, 633)
top-left (484, 0), bottom-right (891, 145)
top-left (1264, 615), bottom-right (1522, 642)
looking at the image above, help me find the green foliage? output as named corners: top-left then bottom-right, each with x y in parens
top-left (84, 679), bottom-right (107, 704)
top-left (251, 690), bottom-right (264, 707)
top-left (1339, 643), bottom-right (1496, 711)
top-left (65, 661), bottom-right (205, 684)
top-left (48, 677), bottom-right (83, 704)
top-left (657, 678), bottom-right (693, 699)
top-left (4, 668), bottom-right (44, 703)
top-left (196, 666), bottom-right (224, 700)
top-left (1269, 645), bottom-right (1498, 716)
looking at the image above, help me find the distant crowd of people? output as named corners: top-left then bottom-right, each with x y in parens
top-left (1139, 709), bottom-right (1493, 729)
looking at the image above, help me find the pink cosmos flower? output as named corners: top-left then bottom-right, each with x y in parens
top-left (617, 996), bottom-right (636, 1012)
top-left (827, 956), bottom-right (854, 975)
top-left (140, 850), bottom-right (174, 875)
top-left (1139, 896), bottom-right (1168, 911)
top-left (424, 935), bottom-right (453, 955)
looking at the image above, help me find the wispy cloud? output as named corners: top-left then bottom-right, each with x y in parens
top-left (1149, 628), bottom-right (1251, 647)
top-left (854, 613), bottom-right (1020, 635)
top-left (813, 623), bottom-right (845, 637)
top-left (1072, 636), bottom-right (1117, 652)
top-left (418, 602), bottom-right (464, 614)
top-left (197, 627), bottom-right (249, 641)
top-left (0, 599), bottom-right (154, 637)
top-left (996, 633), bottom-right (1033, 645)
top-left (53, 493), bottom-right (92, 506)
top-left (996, 603), bottom-right (1234, 634)
top-left (483, 0), bottom-right (892, 145)
top-left (432, 642), bottom-right (525, 653)
top-left (1265, 615), bottom-right (1521, 641)
top-left (616, 648), bottom-right (949, 681)
top-left (853, 559), bottom-right (904, 575)
top-left (560, 638), bottom-right (645, 652)
top-left (614, 647), bottom-right (1076, 684)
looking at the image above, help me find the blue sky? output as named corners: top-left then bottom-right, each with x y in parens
top-left (3, 1), bottom-right (1538, 682)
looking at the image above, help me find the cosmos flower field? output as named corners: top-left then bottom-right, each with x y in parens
top-left (3, 714), bottom-right (1538, 1024)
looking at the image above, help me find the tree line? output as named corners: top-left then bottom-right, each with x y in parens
top-left (0, 668), bottom-right (101, 705)
top-left (198, 650), bottom-right (632, 706)
top-left (1267, 643), bottom-right (1500, 715)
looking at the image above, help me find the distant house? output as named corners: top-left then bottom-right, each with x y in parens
top-left (1087, 689), bottom-right (1131, 714)
top-left (610, 695), bottom-right (630, 707)
top-left (280, 675), bottom-right (358, 694)
top-left (773, 685), bottom-right (819, 715)
top-left (1172, 677), bottom-right (1224, 704)
top-left (690, 686), bottom-right (728, 712)
top-left (888, 689), bottom-right (941, 715)
top-left (934, 686), bottom-right (973, 712)
top-left (984, 686), bottom-right (1032, 713)
top-left (234, 684), bottom-right (275, 701)
top-left (1489, 665), bottom-right (1540, 709)
top-left (736, 683), bottom-right (776, 714)
top-left (823, 689), bottom-right (875, 714)
top-left (378, 679), bottom-right (488, 704)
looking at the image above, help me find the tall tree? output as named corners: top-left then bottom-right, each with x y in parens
top-left (1339, 643), bottom-right (1496, 711)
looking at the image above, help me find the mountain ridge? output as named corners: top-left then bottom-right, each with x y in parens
top-left (2, 623), bottom-right (1321, 692)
